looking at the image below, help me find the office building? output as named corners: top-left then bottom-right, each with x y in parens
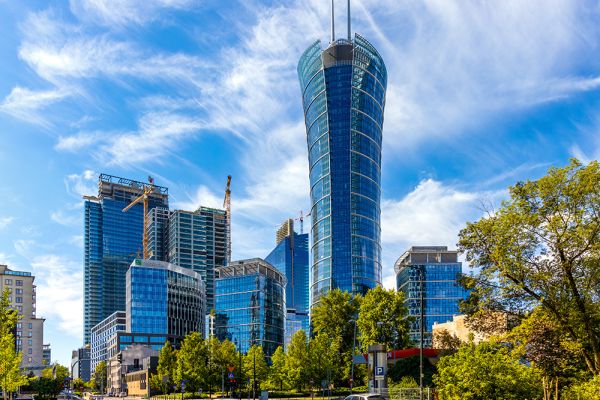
top-left (126, 259), bottom-right (206, 339)
top-left (394, 246), bottom-right (470, 347)
top-left (0, 264), bottom-right (45, 375)
top-left (432, 313), bottom-right (511, 348)
top-left (298, 4), bottom-right (387, 305)
top-left (91, 311), bottom-right (126, 373)
top-left (214, 259), bottom-right (286, 357)
top-left (146, 207), bottom-right (170, 262)
top-left (71, 346), bottom-right (91, 381)
top-left (83, 174), bottom-right (169, 344)
top-left (265, 219), bottom-right (310, 343)
top-left (107, 345), bottom-right (158, 395)
top-left (42, 344), bottom-right (51, 365)
top-left (164, 207), bottom-right (227, 313)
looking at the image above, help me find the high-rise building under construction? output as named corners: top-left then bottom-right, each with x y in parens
top-left (83, 174), bottom-right (169, 344)
top-left (298, 1), bottom-right (386, 304)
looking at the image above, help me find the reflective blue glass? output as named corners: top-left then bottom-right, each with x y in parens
top-left (298, 34), bottom-right (386, 305)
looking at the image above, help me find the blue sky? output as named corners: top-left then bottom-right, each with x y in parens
top-left (1, 0), bottom-right (600, 367)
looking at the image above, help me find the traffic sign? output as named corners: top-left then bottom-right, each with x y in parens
top-left (375, 366), bottom-right (384, 377)
top-left (228, 372), bottom-right (235, 379)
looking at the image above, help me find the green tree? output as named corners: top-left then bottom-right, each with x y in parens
top-left (268, 346), bottom-right (286, 390)
top-left (434, 341), bottom-right (542, 400)
top-left (42, 365), bottom-right (69, 381)
top-left (207, 337), bottom-right (239, 395)
top-left (563, 374), bottom-right (600, 400)
top-left (284, 331), bottom-right (308, 390)
top-left (458, 159), bottom-right (600, 373)
top-left (150, 341), bottom-right (178, 394)
top-left (0, 289), bottom-right (27, 400)
top-left (356, 286), bottom-right (411, 351)
top-left (243, 345), bottom-right (268, 392)
top-left (307, 333), bottom-right (340, 391)
top-left (30, 376), bottom-right (63, 400)
top-left (175, 332), bottom-right (209, 393)
top-left (72, 378), bottom-right (85, 394)
top-left (92, 361), bottom-right (106, 392)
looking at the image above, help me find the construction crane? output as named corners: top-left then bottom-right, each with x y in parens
top-left (122, 176), bottom-right (155, 259)
top-left (223, 175), bottom-right (232, 264)
top-left (295, 210), bottom-right (311, 234)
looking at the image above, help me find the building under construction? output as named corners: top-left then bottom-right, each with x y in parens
top-left (83, 174), bottom-right (169, 345)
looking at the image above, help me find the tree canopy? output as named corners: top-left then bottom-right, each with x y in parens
top-left (458, 159), bottom-right (600, 373)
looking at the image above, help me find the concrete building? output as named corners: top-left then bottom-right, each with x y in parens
top-left (91, 311), bottom-right (126, 373)
top-left (83, 174), bottom-right (169, 344)
top-left (432, 313), bottom-right (512, 348)
top-left (0, 264), bottom-right (45, 375)
top-left (124, 356), bottom-right (159, 397)
top-left (394, 246), bottom-right (470, 347)
top-left (215, 258), bottom-right (286, 358)
top-left (298, 6), bottom-right (387, 305)
top-left (265, 219), bottom-right (310, 345)
top-left (71, 346), bottom-right (91, 381)
top-left (107, 345), bottom-right (158, 395)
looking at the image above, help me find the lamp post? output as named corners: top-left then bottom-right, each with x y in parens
top-left (348, 319), bottom-right (358, 394)
top-left (418, 265), bottom-right (425, 400)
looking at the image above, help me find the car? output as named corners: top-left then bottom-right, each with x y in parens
top-left (344, 394), bottom-right (386, 400)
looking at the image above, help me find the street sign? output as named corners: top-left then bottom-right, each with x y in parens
top-left (227, 366), bottom-right (235, 372)
top-left (228, 372), bottom-right (235, 379)
top-left (375, 366), bottom-right (384, 377)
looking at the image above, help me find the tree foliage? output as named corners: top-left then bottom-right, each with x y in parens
top-left (42, 365), bottom-right (69, 381)
top-left (307, 333), bottom-right (341, 389)
top-left (356, 286), bottom-right (411, 351)
top-left (458, 159), bottom-right (600, 373)
top-left (92, 361), bottom-right (106, 392)
top-left (175, 332), bottom-right (208, 393)
top-left (243, 345), bottom-right (268, 391)
top-left (269, 346), bottom-right (286, 390)
top-left (311, 289), bottom-right (360, 355)
top-left (434, 341), bottom-right (542, 400)
top-left (150, 341), bottom-right (177, 394)
top-left (284, 331), bottom-right (308, 390)
top-left (0, 289), bottom-right (27, 400)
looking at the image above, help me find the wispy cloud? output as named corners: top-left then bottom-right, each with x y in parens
top-left (0, 217), bottom-right (14, 230)
top-left (64, 170), bottom-right (97, 198)
top-left (0, 86), bottom-right (69, 126)
top-left (30, 254), bottom-right (83, 337)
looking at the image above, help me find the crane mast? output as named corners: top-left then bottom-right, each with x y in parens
top-left (122, 176), bottom-right (155, 259)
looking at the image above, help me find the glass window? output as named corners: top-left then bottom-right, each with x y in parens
top-left (16, 289), bottom-right (23, 294)
top-left (16, 280), bottom-right (23, 286)
top-left (16, 297), bottom-right (22, 303)
top-left (28, 323), bottom-right (32, 329)
top-left (4, 279), bottom-right (11, 285)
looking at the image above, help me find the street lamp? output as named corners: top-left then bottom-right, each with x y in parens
top-left (348, 319), bottom-right (358, 394)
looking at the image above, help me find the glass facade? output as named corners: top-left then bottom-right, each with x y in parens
top-left (162, 207), bottom-right (227, 313)
top-left (90, 310), bottom-right (126, 372)
top-left (126, 259), bottom-right (206, 339)
top-left (83, 174), bottom-right (169, 344)
top-left (265, 227), bottom-right (310, 338)
top-left (298, 34), bottom-right (386, 305)
top-left (394, 247), bottom-right (470, 347)
top-left (214, 259), bottom-right (286, 358)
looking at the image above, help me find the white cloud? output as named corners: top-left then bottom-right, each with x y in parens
top-left (50, 210), bottom-right (81, 227)
top-left (55, 132), bottom-right (102, 152)
top-left (0, 86), bottom-right (68, 126)
top-left (30, 254), bottom-right (83, 337)
top-left (69, 0), bottom-right (194, 27)
top-left (380, 179), bottom-right (504, 284)
top-left (65, 170), bottom-right (98, 198)
top-left (0, 217), bottom-right (14, 230)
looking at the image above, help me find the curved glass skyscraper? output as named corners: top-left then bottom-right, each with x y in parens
top-left (298, 32), bottom-right (387, 304)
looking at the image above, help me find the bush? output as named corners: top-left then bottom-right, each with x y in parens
top-left (562, 374), bottom-right (600, 400)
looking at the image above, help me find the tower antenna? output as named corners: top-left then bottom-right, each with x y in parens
top-left (330, 0), bottom-right (335, 43)
top-left (347, 0), bottom-right (351, 41)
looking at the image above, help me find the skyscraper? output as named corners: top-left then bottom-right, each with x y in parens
top-left (394, 246), bottom-right (470, 347)
top-left (265, 219), bottom-right (310, 343)
top-left (298, 2), bottom-right (387, 304)
top-left (83, 174), bottom-right (169, 344)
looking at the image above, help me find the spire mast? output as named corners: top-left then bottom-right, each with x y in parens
top-left (347, 0), bottom-right (351, 41)
top-left (330, 0), bottom-right (335, 43)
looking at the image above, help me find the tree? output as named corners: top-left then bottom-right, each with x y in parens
top-left (433, 341), bottom-right (543, 400)
top-left (307, 333), bottom-right (340, 391)
top-left (30, 376), bottom-right (64, 400)
top-left (175, 332), bottom-right (208, 393)
top-left (563, 374), bottom-right (600, 400)
top-left (206, 337), bottom-right (239, 394)
top-left (150, 341), bottom-right (177, 394)
top-left (356, 286), bottom-right (411, 352)
top-left (72, 378), bottom-right (85, 394)
top-left (268, 346), bottom-right (286, 390)
top-left (458, 160), bottom-right (600, 373)
top-left (387, 355), bottom-right (436, 387)
top-left (243, 345), bottom-right (268, 393)
top-left (0, 289), bottom-right (27, 400)
top-left (92, 361), bottom-right (106, 392)
top-left (284, 331), bottom-right (308, 390)
top-left (42, 365), bottom-right (69, 381)
top-left (310, 289), bottom-right (361, 384)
